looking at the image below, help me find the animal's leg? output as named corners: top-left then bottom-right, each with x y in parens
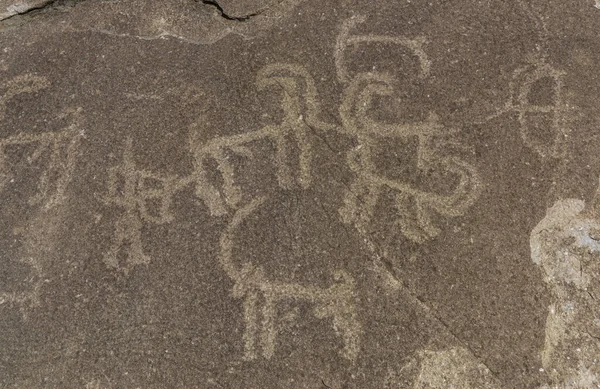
top-left (260, 293), bottom-right (277, 359)
top-left (393, 192), bottom-right (429, 244)
top-left (415, 198), bottom-right (440, 240)
top-left (339, 178), bottom-right (365, 225)
top-left (295, 124), bottom-right (312, 189)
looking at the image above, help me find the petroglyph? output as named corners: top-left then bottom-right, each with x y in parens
top-left (487, 58), bottom-right (570, 158)
top-left (335, 19), bottom-right (481, 244)
top-left (181, 22), bottom-right (480, 363)
top-left (189, 64), bottom-right (324, 215)
top-left (480, 1), bottom-right (572, 160)
top-left (531, 187), bottom-right (600, 386)
top-left (103, 62), bottom-right (331, 273)
top-left (101, 137), bottom-right (187, 274)
top-left (0, 107), bottom-right (83, 209)
top-left (0, 76), bottom-right (81, 317)
top-left (335, 16), bottom-right (430, 83)
top-left (0, 180), bottom-right (72, 317)
top-left (92, 16), bottom-right (480, 362)
top-left (186, 19), bottom-right (480, 246)
top-left (0, 73), bottom-right (49, 120)
top-left (219, 197), bottom-right (361, 362)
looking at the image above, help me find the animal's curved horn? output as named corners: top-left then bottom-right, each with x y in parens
top-left (336, 15), bottom-right (431, 83)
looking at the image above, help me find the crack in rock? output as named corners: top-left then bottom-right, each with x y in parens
top-left (0, 0), bottom-right (84, 23)
top-left (199, 0), bottom-right (263, 22)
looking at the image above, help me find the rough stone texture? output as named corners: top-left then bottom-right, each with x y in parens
top-left (1, 1), bottom-right (600, 388)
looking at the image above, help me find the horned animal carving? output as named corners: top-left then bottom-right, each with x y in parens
top-left (220, 197), bottom-right (361, 361)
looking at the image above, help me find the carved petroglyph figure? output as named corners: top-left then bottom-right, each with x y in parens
top-left (335, 17), bottom-right (481, 243)
top-left (0, 73), bottom-right (49, 121)
top-left (102, 137), bottom-right (185, 274)
top-left (219, 197), bottom-right (361, 362)
top-left (188, 63), bottom-right (326, 216)
top-left (1, 74), bottom-right (80, 209)
top-left (0, 98), bottom-right (82, 315)
top-left (184, 17), bottom-right (482, 362)
top-left (531, 185), bottom-right (600, 386)
top-left (187, 63), bottom-right (362, 361)
top-left (335, 15), bottom-right (431, 84)
top-left (0, 107), bottom-right (83, 208)
top-left (483, 1), bottom-right (572, 160)
top-left (103, 63), bottom-right (330, 274)
top-left (487, 58), bottom-right (569, 159)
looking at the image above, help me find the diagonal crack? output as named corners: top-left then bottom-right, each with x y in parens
top-left (1, 0), bottom-right (53, 22)
top-left (354, 223), bottom-right (503, 383)
top-left (199, 0), bottom-right (263, 22)
top-left (0, 0), bottom-right (85, 23)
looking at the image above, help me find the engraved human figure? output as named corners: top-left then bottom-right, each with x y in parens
top-left (187, 17), bottom-right (482, 362)
top-left (189, 64), bottom-right (324, 215)
top-left (0, 105), bottom-right (82, 314)
top-left (335, 18), bottom-right (481, 243)
top-left (102, 137), bottom-right (182, 273)
top-left (219, 197), bottom-right (361, 362)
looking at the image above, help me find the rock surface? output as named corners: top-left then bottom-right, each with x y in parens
top-left (1, 0), bottom-right (600, 388)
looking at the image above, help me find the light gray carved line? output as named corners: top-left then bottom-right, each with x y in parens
top-left (339, 72), bottom-right (482, 242)
top-left (190, 63), bottom-right (337, 216)
top-left (0, 74), bottom-right (50, 121)
top-left (219, 197), bottom-right (361, 362)
top-left (0, 108), bottom-right (84, 208)
top-left (335, 15), bottom-right (430, 84)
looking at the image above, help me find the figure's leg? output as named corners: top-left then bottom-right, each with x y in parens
top-left (340, 146), bottom-right (381, 228)
top-left (192, 153), bottom-right (227, 216)
top-left (213, 147), bottom-right (242, 208)
top-left (104, 214), bottom-right (127, 269)
top-left (273, 129), bottom-right (294, 190)
top-left (339, 178), bottom-right (366, 225)
top-left (242, 291), bottom-right (259, 361)
top-left (360, 182), bottom-right (381, 227)
top-left (340, 316), bottom-right (360, 362)
top-left (29, 140), bottom-right (55, 206)
top-left (47, 131), bottom-right (81, 208)
top-left (129, 214), bottom-right (150, 267)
